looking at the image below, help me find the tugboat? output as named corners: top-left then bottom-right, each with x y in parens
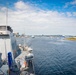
top-left (0, 26), bottom-right (35, 75)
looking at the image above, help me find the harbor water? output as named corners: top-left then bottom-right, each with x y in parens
top-left (17, 37), bottom-right (76, 75)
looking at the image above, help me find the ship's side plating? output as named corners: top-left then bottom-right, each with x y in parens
top-left (0, 26), bottom-right (17, 61)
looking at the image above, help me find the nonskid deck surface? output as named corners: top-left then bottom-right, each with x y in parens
top-left (0, 63), bottom-right (34, 75)
top-left (10, 62), bottom-right (34, 75)
top-left (0, 49), bottom-right (35, 75)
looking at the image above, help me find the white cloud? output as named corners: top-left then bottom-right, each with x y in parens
top-left (0, 1), bottom-right (76, 35)
top-left (66, 12), bottom-right (72, 17)
top-left (64, 0), bottom-right (76, 8)
top-left (73, 12), bottom-right (76, 16)
top-left (71, 0), bottom-right (76, 5)
top-left (14, 1), bottom-right (30, 10)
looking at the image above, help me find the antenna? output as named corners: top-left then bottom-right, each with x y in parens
top-left (6, 2), bottom-right (8, 31)
top-left (4, 2), bottom-right (8, 63)
top-left (24, 26), bottom-right (26, 47)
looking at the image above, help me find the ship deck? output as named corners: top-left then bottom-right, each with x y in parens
top-left (15, 49), bottom-right (35, 75)
top-left (0, 50), bottom-right (35, 75)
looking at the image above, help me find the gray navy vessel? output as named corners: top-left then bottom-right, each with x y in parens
top-left (0, 26), bottom-right (35, 75)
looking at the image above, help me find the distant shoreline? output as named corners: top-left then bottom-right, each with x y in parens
top-left (65, 37), bottom-right (76, 41)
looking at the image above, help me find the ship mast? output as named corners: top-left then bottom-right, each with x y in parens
top-left (6, 3), bottom-right (8, 31)
top-left (24, 26), bottom-right (26, 48)
top-left (4, 2), bottom-right (8, 62)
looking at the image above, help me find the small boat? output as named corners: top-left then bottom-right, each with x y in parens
top-left (32, 35), bottom-right (35, 38)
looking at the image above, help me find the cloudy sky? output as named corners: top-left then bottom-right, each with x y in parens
top-left (0, 0), bottom-right (76, 35)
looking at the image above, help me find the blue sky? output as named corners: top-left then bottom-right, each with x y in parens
top-left (0, 0), bottom-right (76, 12)
top-left (0, 0), bottom-right (76, 35)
